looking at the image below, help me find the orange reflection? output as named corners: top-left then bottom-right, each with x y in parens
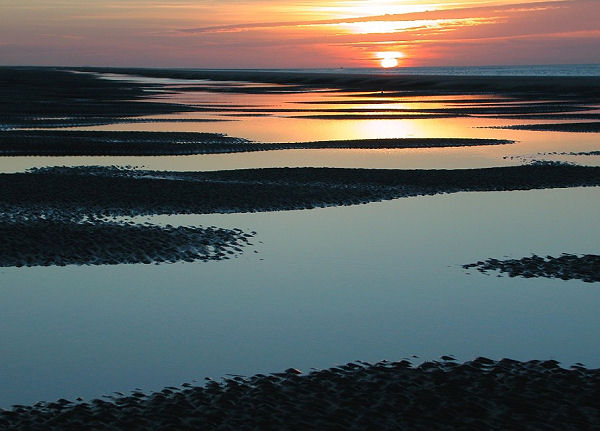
top-left (312, 1), bottom-right (430, 18)
top-left (339, 19), bottom-right (456, 35)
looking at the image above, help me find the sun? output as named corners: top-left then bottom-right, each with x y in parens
top-left (376, 51), bottom-right (404, 68)
top-left (380, 57), bottom-right (399, 68)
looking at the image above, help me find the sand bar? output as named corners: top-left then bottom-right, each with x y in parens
top-left (0, 221), bottom-right (254, 267)
top-left (3, 165), bottom-right (600, 221)
top-left (1, 357), bottom-right (598, 430)
top-left (0, 131), bottom-right (513, 156)
top-left (496, 122), bottom-right (600, 133)
top-left (464, 254), bottom-right (600, 283)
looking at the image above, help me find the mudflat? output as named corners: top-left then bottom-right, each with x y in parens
top-left (1, 358), bottom-right (598, 430)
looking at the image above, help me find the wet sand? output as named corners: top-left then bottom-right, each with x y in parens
top-left (3, 165), bottom-right (600, 221)
top-left (2, 358), bottom-right (598, 430)
top-left (0, 131), bottom-right (513, 156)
top-left (464, 254), bottom-right (600, 283)
top-left (0, 221), bottom-right (254, 267)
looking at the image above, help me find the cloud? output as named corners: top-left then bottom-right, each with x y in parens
top-left (1, 0), bottom-right (597, 67)
top-left (179, 0), bottom-right (568, 34)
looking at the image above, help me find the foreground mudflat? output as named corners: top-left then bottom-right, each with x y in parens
top-left (2, 358), bottom-right (598, 430)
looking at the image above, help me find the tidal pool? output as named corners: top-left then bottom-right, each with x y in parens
top-left (1, 187), bottom-right (599, 407)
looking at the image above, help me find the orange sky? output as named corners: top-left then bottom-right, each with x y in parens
top-left (0, 0), bottom-right (599, 68)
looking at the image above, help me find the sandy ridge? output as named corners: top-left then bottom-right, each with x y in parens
top-left (3, 165), bottom-right (600, 221)
top-left (0, 131), bottom-right (513, 156)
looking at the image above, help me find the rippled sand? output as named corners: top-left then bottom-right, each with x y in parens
top-left (2, 358), bottom-right (598, 430)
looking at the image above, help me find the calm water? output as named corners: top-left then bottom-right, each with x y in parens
top-left (3, 79), bottom-right (600, 173)
top-left (2, 188), bottom-right (599, 406)
top-left (1, 69), bottom-right (599, 407)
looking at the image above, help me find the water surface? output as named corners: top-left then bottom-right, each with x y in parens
top-left (1, 69), bottom-right (599, 407)
top-left (1, 187), bottom-right (599, 407)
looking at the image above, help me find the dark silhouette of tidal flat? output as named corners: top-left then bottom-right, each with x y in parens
top-left (1, 358), bottom-right (598, 430)
top-left (0, 221), bottom-right (254, 267)
top-left (464, 254), bottom-right (600, 283)
top-left (496, 122), bottom-right (600, 133)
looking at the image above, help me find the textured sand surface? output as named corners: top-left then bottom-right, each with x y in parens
top-left (464, 254), bottom-right (600, 283)
top-left (2, 358), bottom-right (598, 430)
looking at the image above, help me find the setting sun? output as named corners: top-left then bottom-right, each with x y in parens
top-left (380, 58), bottom-right (398, 68)
top-left (376, 51), bottom-right (404, 68)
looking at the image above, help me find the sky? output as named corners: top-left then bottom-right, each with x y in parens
top-left (0, 0), bottom-right (599, 68)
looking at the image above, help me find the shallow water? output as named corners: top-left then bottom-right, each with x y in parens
top-left (2, 74), bottom-right (598, 173)
top-left (2, 131), bottom-right (599, 173)
top-left (1, 187), bottom-right (600, 407)
top-left (1, 72), bottom-right (600, 408)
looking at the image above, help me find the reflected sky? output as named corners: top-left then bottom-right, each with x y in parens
top-left (1, 187), bottom-right (600, 407)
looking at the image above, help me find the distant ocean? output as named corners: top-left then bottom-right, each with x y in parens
top-left (235, 64), bottom-right (600, 77)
